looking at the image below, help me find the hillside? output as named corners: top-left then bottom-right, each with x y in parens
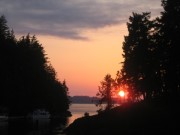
top-left (64, 99), bottom-right (180, 135)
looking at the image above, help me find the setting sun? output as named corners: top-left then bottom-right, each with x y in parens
top-left (118, 90), bottom-right (125, 97)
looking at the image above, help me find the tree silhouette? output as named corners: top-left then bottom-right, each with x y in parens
top-left (96, 74), bottom-right (114, 110)
top-left (0, 15), bottom-right (17, 110)
top-left (119, 0), bottom-right (180, 102)
top-left (159, 0), bottom-right (180, 99)
top-left (121, 12), bottom-right (162, 101)
top-left (0, 15), bottom-right (70, 116)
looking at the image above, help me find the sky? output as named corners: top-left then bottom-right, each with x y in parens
top-left (0, 0), bottom-right (162, 96)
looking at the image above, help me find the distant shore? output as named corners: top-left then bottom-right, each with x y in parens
top-left (70, 96), bottom-right (98, 104)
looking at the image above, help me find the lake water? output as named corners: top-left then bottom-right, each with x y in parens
top-left (0, 104), bottom-right (99, 135)
top-left (67, 103), bottom-right (99, 126)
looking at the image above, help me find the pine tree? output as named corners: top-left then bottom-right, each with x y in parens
top-left (121, 12), bottom-right (160, 100)
top-left (96, 74), bottom-right (114, 110)
top-left (160, 0), bottom-right (180, 98)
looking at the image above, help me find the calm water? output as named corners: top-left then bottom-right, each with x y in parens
top-left (0, 104), bottom-right (98, 135)
top-left (68, 103), bottom-right (99, 126)
top-left (0, 118), bottom-right (66, 135)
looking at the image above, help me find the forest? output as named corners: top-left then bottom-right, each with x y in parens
top-left (0, 16), bottom-right (70, 116)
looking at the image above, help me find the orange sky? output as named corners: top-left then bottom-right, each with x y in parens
top-left (39, 24), bottom-right (127, 96)
top-left (1, 0), bottom-right (162, 96)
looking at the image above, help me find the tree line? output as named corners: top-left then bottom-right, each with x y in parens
top-left (0, 16), bottom-right (70, 116)
top-left (97, 0), bottom-right (180, 110)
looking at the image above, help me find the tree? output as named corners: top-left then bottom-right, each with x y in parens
top-left (121, 12), bottom-right (161, 101)
top-left (0, 15), bottom-right (17, 109)
top-left (159, 0), bottom-right (180, 99)
top-left (0, 15), bottom-right (70, 116)
top-left (0, 15), bottom-right (9, 41)
top-left (96, 74), bottom-right (114, 110)
top-left (0, 15), bottom-right (16, 45)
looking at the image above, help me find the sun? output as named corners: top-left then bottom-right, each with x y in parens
top-left (118, 90), bottom-right (125, 97)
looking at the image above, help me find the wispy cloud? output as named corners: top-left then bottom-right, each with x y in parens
top-left (0, 0), bottom-right (162, 40)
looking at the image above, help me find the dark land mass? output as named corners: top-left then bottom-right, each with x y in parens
top-left (69, 96), bottom-right (119, 104)
top-left (64, 99), bottom-right (180, 135)
top-left (70, 96), bottom-right (99, 104)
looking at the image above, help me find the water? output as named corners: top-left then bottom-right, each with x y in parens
top-left (0, 104), bottom-right (98, 135)
top-left (67, 103), bottom-right (99, 126)
top-left (0, 118), bottom-right (66, 135)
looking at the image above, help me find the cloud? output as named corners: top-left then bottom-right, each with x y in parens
top-left (0, 0), bottom-right (162, 40)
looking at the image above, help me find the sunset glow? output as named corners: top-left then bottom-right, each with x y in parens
top-left (1, 0), bottom-right (163, 96)
top-left (118, 90), bottom-right (125, 97)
